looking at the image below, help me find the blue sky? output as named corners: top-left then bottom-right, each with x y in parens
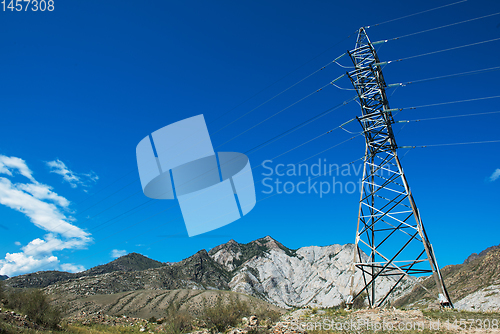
top-left (0, 0), bottom-right (499, 277)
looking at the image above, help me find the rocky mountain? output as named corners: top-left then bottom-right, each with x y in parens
top-left (5, 236), bottom-right (500, 313)
top-left (6, 253), bottom-right (165, 289)
top-left (83, 252), bottom-right (164, 276)
top-left (6, 271), bottom-right (76, 289)
top-left (3, 236), bottom-right (414, 309)
top-left (395, 246), bottom-right (500, 311)
top-left (0, 275), bottom-right (8, 280)
top-left (463, 244), bottom-right (500, 264)
top-left (210, 236), bottom-right (413, 308)
top-left (44, 250), bottom-right (230, 296)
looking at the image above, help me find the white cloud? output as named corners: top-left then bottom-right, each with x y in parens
top-left (16, 183), bottom-right (70, 207)
top-left (14, 241), bottom-right (21, 246)
top-left (46, 160), bottom-right (79, 187)
top-left (0, 235), bottom-right (89, 275)
top-left (0, 155), bottom-right (36, 182)
top-left (489, 168), bottom-right (500, 182)
top-left (21, 233), bottom-right (89, 256)
top-left (0, 252), bottom-right (58, 276)
top-left (111, 249), bottom-right (127, 258)
top-left (60, 263), bottom-right (85, 273)
top-left (46, 159), bottom-right (98, 189)
top-left (0, 178), bottom-right (87, 239)
top-left (0, 154), bottom-right (92, 277)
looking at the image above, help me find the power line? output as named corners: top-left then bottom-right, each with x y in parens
top-left (25, 176), bottom-right (142, 243)
top-left (53, 93), bottom-right (500, 252)
top-left (142, 156), bottom-right (366, 247)
top-left (25, 107), bottom-right (361, 257)
top-left (75, 170), bottom-right (137, 206)
top-left (365, 0), bottom-right (467, 29)
top-left (56, 56), bottom-right (352, 232)
top-left (69, 152), bottom-right (366, 264)
top-left (400, 139), bottom-right (500, 149)
top-left (38, 131), bottom-right (365, 267)
top-left (213, 57), bottom-right (346, 135)
top-left (64, 74), bottom-right (341, 227)
top-left (72, 66), bottom-right (500, 228)
top-left (214, 78), bottom-right (341, 148)
top-left (89, 199), bottom-right (158, 234)
top-left (76, 179), bottom-right (139, 217)
top-left (121, 76), bottom-right (350, 204)
top-left (246, 96), bottom-right (358, 155)
top-left (38, 111), bottom-right (429, 267)
top-left (98, 119), bottom-right (361, 238)
top-left (55, 5), bottom-right (487, 217)
top-left (397, 110), bottom-right (500, 123)
top-left (91, 100), bottom-right (359, 235)
top-left (376, 11), bottom-right (500, 42)
top-left (392, 37), bottom-right (500, 63)
top-left (35, 93), bottom-right (500, 266)
top-left (151, 140), bottom-right (433, 246)
top-left (60, 11), bottom-right (499, 220)
top-left (43, 90), bottom-right (500, 243)
top-left (398, 95), bottom-right (500, 110)
top-left (58, 46), bottom-right (357, 225)
top-left (207, 35), bottom-right (356, 125)
top-left (394, 66), bottom-right (500, 86)
top-left (28, 88), bottom-right (360, 251)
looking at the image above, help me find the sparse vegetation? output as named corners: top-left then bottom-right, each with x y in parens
top-left (0, 280), bottom-right (4, 303)
top-left (352, 292), bottom-right (367, 309)
top-left (252, 306), bottom-right (281, 325)
top-left (4, 289), bottom-right (61, 329)
top-left (321, 305), bottom-right (349, 317)
top-left (163, 302), bottom-right (193, 334)
top-left (201, 294), bottom-right (251, 333)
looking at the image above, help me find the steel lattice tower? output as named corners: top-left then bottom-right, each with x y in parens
top-left (346, 28), bottom-right (452, 308)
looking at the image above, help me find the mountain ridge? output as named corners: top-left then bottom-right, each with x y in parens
top-left (5, 237), bottom-right (499, 310)
top-left (5, 252), bottom-right (165, 289)
top-left (463, 244), bottom-right (500, 264)
top-left (13, 237), bottom-right (413, 309)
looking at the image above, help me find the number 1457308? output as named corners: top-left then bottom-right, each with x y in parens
top-left (2, 0), bottom-right (54, 11)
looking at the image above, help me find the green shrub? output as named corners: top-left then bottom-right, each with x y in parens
top-left (246, 328), bottom-right (268, 334)
top-left (352, 292), bottom-right (367, 309)
top-left (338, 300), bottom-right (347, 309)
top-left (5, 289), bottom-right (61, 329)
top-left (202, 294), bottom-right (251, 333)
top-left (163, 302), bottom-right (193, 334)
top-left (0, 280), bottom-right (4, 303)
top-left (249, 301), bottom-right (281, 325)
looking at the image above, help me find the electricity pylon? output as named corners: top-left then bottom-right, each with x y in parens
top-left (346, 28), bottom-right (452, 308)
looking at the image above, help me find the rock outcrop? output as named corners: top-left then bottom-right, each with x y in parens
top-left (213, 238), bottom-right (413, 308)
